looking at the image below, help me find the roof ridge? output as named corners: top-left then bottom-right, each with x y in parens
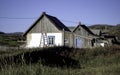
top-left (45, 13), bottom-right (71, 32)
top-left (73, 24), bottom-right (95, 35)
top-left (23, 12), bottom-right (71, 36)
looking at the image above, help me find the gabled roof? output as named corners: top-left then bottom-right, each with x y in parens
top-left (73, 24), bottom-right (94, 35)
top-left (24, 12), bottom-right (70, 36)
top-left (46, 14), bottom-right (70, 32)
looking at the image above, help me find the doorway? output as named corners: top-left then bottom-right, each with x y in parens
top-left (75, 37), bottom-right (82, 48)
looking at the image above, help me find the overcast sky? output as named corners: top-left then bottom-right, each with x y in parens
top-left (0, 0), bottom-right (120, 33)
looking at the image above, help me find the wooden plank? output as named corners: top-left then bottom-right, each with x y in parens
top-left (29, 16), bottom-right (60, 33)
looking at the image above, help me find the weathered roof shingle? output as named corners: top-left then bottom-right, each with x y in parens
top-left (24, 12), bottom-right (70, 36)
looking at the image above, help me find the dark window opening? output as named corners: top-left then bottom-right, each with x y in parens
top-left (48, 36), bottom-right (55, 45)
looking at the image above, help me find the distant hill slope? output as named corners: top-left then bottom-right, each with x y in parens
top-left (108, 25), bottom-right (120, 40)
top-left (68, 26), bottom-right (75, 31)
top-left (68, 24), bottom-right (120, 40)
top-left (88, 24), bottom-right (114, 30)
top-left (0, 31), bottom-right (5, 34)
top-left (0, 32), bottom-right (25, 46)
top-left (88, 24), bottom-right (120, 40)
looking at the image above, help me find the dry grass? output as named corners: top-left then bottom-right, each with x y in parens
top-left (0, 46), bottom-right (120, 75)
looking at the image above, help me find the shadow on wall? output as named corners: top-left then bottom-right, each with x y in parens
top-left (0, 47), bottom-right (80, 69)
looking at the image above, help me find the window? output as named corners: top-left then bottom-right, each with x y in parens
top-left (47, 36), bottom-right (55, 45)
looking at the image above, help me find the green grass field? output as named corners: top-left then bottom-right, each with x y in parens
top-left (0, 46), bottom-right (120, 75)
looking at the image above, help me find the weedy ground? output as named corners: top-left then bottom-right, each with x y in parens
top-left (0, 46), bottom-right (120, 75)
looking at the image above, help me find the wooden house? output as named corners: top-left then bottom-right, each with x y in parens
top-left (73, 23), bottom-right (99, 48)
top-left (73, 23), bottom-right (119, 48)
top-left (24, 12), bottom-right (73, 48)
top-left (24, 12), bottom-right (118, 48)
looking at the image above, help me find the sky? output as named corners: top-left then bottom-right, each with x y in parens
top-left (0, 0), bottom-right (120, 33)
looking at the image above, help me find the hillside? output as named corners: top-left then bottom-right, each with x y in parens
top-left (108, 25), bottom-right (120, 40)
top-left (88, 24), bottom-right (114, 30)
top-left (68, 26), bottom-right (75, 31)
top-left (68, 24), bottom-right (120, 40)
top-left (89, 24), bottom-right (120, 40)
top-left (0, 32), bottom-right (25, 46)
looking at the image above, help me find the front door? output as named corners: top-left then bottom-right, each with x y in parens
top-left (75, 37), bottom-right (82, 48)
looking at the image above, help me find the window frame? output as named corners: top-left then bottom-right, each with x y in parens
top-left (47, 36), bottom-right (55, 45)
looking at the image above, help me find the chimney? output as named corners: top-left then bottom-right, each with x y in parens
top-left (78, 21), bottom-right (81, 25)
top-left (42, 12), bottom-right (46, 15)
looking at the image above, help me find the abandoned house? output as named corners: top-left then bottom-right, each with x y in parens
top-left (73, 23), bottom-right (98, 48)
top-left (24, 12), bottom-right (73, 48)
top-left (24, 12), bottom-right (117, 48)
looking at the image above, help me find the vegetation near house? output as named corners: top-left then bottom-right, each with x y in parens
top-left (0, 32), bottom-right (25, 47)
top-left (0, 46), bottom-right (120, 75)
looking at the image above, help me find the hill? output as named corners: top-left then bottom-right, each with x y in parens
top-left (108, 25), bottom-right (120, 40)
top-left (0, 32), bottom-right (25, 46)
top-left (88, 24), bottom-right (114, 30)
top-left (0, 31), bottom-right (5, 34)
top-left (68, 26), bottom-right (75, 31)
top-left (68, 24), bottom-right (120, 40)
top-left (88, 24), bottom-right (120, 40)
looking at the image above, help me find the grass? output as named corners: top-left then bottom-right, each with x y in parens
top-left (0, 46), bottom-right (120, 75)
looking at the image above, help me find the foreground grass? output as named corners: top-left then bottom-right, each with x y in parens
top-left (0, 63), bottom-right (120, 75)
top-left (0, 46), bottom-right (120, 75)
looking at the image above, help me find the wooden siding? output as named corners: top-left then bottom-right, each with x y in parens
top-left (74, 25), bottom-right (89, 36)
top-left (26, 33), bottom-right (31, 46)
top-left (82, 39), bottom-right (92, 48)
top-left (73, 25), bottom-right (93, 48)
top-left (29, 16), bottom-right (61, 33)
top-left (64, 31), bottom-right (74, 47)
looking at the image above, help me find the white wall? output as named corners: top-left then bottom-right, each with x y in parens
top-left (47, 33), bottom-right (63, 46)
top-left (26, 33), bottom-right (63, 48)
top-left (26, 33), bottom-right (41, 48)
